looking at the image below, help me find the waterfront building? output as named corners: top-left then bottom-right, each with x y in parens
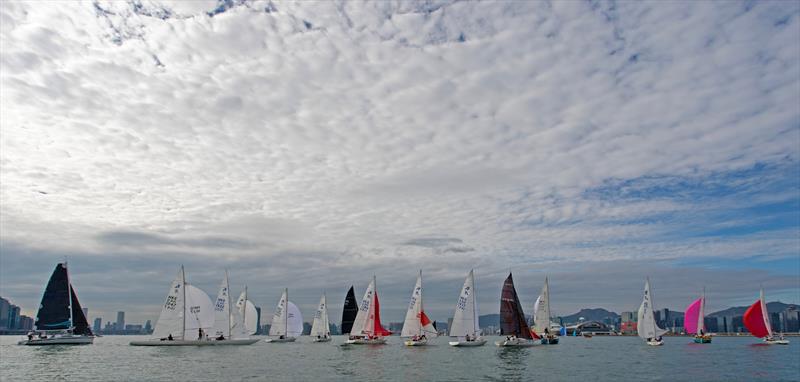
top-left (620, 311), bottom-right (636, 323)
top-left (18, 315), bottom-right (34, 330)
top-left (8, 305), bottom-right (20, 329)
top-left (93, 317), bottom-right (102, 333)
top-left (144, 320), bottom-right (152, 333)
top-left (255, 306), bottom-right (262, 334)
top-left (0, 297), bottom-right (9, 329)
top-left (116, 311), bottom-right (125, 331)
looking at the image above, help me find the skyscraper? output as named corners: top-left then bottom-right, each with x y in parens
top-left (93, 317), bottom-right (102, 333)
top-left (116, 311), bottom-right (125, 333)
top-left (255, 306), bottom-right (262, 335)
top-left (0, 298), bottom-right (9, 329)
top-left (144, 320), bottom-right (152, 333)
top-left (8, 305), bottom-right (20, 330)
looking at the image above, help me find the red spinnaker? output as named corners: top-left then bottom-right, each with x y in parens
top-left (743, 299), bottom-right (769, 338)
top-left (372, 292), bottom-right (392, 336)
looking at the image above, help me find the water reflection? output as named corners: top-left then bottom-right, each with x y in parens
top-left (493, 347), bottom-right (529, 382)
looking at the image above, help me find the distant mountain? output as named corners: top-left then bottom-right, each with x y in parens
top-left (709, 302), bottom-right (797, 317)
top-left (559, 308), bottom-right (619, 324)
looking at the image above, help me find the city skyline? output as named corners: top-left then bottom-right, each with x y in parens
top-left (1, 2), bottom-right (798, 326)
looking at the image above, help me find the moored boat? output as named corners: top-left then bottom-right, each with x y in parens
top-left (637, 278), bottom-right (666, 346)
top-left (495, 273), bottom-right (540, 347)
top-left (448, 270), bottom-right (487, 347)
top-left (19, 263), bottom-right (95, 346)
top-left (744, 289), bottom-right (790, 345)
top-left (343, 276), bottom-right (391, 345)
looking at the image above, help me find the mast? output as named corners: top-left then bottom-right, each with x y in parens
top-left (243, 285), bottom-right (248, 335)
top-left (226, 270), bottom-right (231, 338)
top-left (65, 262), bottom-right (73, 332)
top-left (418, 270), bottom-right (423, 335)
top-left (472, 270), bottom-right (478, 335)
top-left (284, 288), bottom-right (289, 336)
top-left (373, 275), bottom-right (377, 336)
top-left (545, 276), bottom-right (551, 332)
top-left (181, 265), bottom-right (186, 339)
top-left (760, 288), bottom-right (772, 337)
top-left (698, 287), bottom-right (706, 333)
top-left (648, 278), bottom-right (656, 335)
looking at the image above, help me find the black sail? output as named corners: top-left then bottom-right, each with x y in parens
top-left (35, 263), bottom-right (71, 331)
top-left (341, 286), bottom-right (358, 334)
top-left (500, 273), bottom-right (532, 339)
top-left (70, 285), bottom-right (92, 335)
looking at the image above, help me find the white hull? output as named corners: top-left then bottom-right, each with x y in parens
top-left (403, 338), bottom-right (428, 346)
top-left (130, 338), bottom-right (259, 346)
top-left (343, 338), bottom-right (387, 345)
top-left (764, 339), bottom-right (790, 345)
top-left (646, 340), bottom-right (664, 346)
top-left (495, 338), bottom-right (540, 347)
top-left (19, 335), bottom-right (94, 345)
top-left (265, 337), bottom-right (296, 343)
top-left (312, 337), bottom-right (332, 343)
top-left (449, 338), bottom-right (487, 347)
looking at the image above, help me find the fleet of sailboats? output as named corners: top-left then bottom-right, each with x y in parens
top-left (448, 270), bottom-right (486, 346)
top-left (400, 270), bottom-right (438, 346)
top-left (685, 289), bottom-right (711, 343)
top-left (266, 288), bottom-right (303, 343)
top-left (19, 264), bottom-right (790, 349)
top-left (744, 289), bottom-right (790, 345)
top-left (637, 278), bottom-right (667, 346)
top-left (18, 263), bottom-right (94, 345)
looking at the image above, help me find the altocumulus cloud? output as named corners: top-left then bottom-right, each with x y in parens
top-left (0, 0), bottom-right (798, 324)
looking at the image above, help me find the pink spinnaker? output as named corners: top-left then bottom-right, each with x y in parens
top-left (684, 298), bottom-right (703, 334)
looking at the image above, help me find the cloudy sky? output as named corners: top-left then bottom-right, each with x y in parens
top-left (1, 0), bottom-right (798, 326)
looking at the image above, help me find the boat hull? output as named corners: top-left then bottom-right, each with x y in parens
top-left (495, 339), bottom-right (540, 347)
top-left (265, 337), bottom-right (296, 343)
top-left (646, 340), bottom-right (664, 346)
top-left (449, 339), bottom-right (487, 347)
top-left (693, 335), bottom-right (712, 344)
top-left (19, 335), bottom-right (94, 345)
top-left (343, 338), bottom-right (387, 345)
top-left (403, 338), bottom-right (428, 346)
top-left (130, 339), bottom-right (259, 346)
top-left (540, 337), bottom-right (559, 345)
top-left (312, 337), bottom-right (332, 342)
top-left (764, 338), bottom-right (790, 345)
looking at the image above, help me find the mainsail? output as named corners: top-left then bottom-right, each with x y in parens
top-left (212, 272), bottom-right (232, 338)
top-left (499, 273), bottom-right (533, 339)
top-left (449, 270), bottom-right (481, 338)
top-left (310, 294), bottom-right (330, 337)
top-left (151, 267), bottom-right (214, 340)
top-left (341, 286), bottom-right (358, 334)
top-left (35, 263), bottom-right (72, 331)
top-left (401, 271), bottom-right (438, 338)
top-left (231, 288), bottom-right (258, 338)
top-left (269, 289), bottom-right (289, 336)
top-left (533, 277), bottom-right (551, 335)
top-left (287, 302), bottom-right (304, 337)
top-left (637, 278), bottom-right (667, 340)
top-left (743, 289), bottom-right (773, 338)
top-left (350, 276), bottom-right (391, 337)
top-left (152, 268), bottom-right (185, 339)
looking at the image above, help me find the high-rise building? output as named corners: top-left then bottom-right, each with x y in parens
top-left (781, 308), bottom-right (799, 332)
top-left (144, 320), bottom-right (152, 333)
top-left (0, 297), bottom-right (10, 329)
top-left (620, 311), bottom-right (636, 323)
top-left (116, 311), bottom-right (125, 332)
top-left (255, 306), bottom-right (262, 335)
top-left (93, 317), bottom-right (102, 333)
top-left (8, 305), bottom-right (20, 330)
top-left (18, 315), bottom-right (34, 331)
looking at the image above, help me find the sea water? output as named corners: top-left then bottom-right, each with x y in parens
top-left (1, 335), bottom-right (798, 381)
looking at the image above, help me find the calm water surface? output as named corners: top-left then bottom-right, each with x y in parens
top-left (2, 335), bottom-right (799, 381)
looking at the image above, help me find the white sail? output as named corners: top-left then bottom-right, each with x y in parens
top-left (350, 278), bottom-right (375, 336)
top-left (152, 267), bottom-right (185, 339)
top-left (183, 284), bottom-right (214, 339)
top-left (212, 272), bottom-right (232, 338)
top-left (697, 290), bottom-right (706, 333)
top-left (269, 289), bottom-right (289, 336)
top-left (637, 279), bottom-right (667, 340)
top-left (231, 290), bottom-right (247, 338)
top-left (449, 270), bottom-right (480, 338)
top-left (244, 300), bottom-right (258, 335)
top-left (287, 301), bottom-right (304, 337)
top-left (401, 272), bottom-right (423, 337)
top-left (310, 294), bottom-right (330, 337)
top-left (760, 289), bottom-right (773, 337)
top-left (534, 277), bottom-right (551, 335)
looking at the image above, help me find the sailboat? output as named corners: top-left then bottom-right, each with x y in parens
top-left (401, 270), bottom-right (438, 346)
top-left (744, 289), bottom-right (790, 345)
top-left (341, 286), bottom-right (358, 336)
top-left (685, 289), bottom-right (711, 343)
top-left (637, 278), bottom-right (667, 346)
top-left (310, 294), bottom-right (332, 342)
top-left (266, 288), bottom-right (303, 343)
top-left (19, 263), bottom-right (94, 345)
top-left (343, 276), bottom-right (391, 345)
top-left (448, 270), bottom-right (486, 347)
top-left (496, 273), bottom-right (540, 347)
top-left (533, 277), bottom-right (558, 345)
top-left (207, 272), bottom-right (259, 345)
top-left (130, 266), bottom-right (216, 346)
